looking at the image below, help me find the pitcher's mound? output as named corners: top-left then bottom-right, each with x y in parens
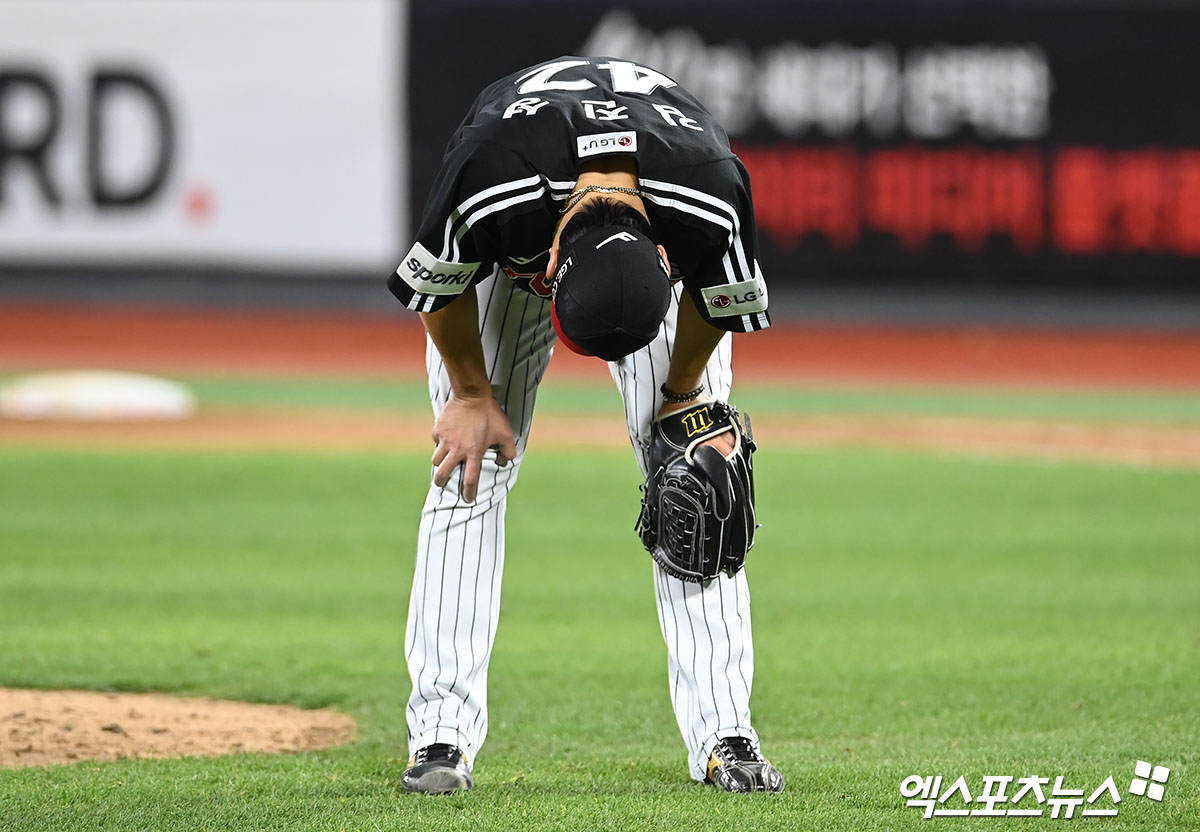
top-left (0, 687), bottom-right (356, 768)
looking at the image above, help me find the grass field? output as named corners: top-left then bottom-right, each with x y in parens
top-left (1, 378), bottom-right (1198, 831)
top-left (178, 374), bottom-right (1200, 425)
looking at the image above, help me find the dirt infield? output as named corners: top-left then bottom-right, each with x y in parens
top-left (3, 303), bottom-right (1200, 466)
top-left (3, 407), bottom-right (1199, 467)
top-left (4, 302), bottom-right (1200, 388)
top-left (0, 688), bottom-right (355, 769)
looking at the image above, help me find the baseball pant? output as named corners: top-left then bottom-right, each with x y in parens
top-left (404, 269), bottom-right (759, 781)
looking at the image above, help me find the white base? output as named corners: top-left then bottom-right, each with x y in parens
top-left (0, 370), bottom-right (196, 422)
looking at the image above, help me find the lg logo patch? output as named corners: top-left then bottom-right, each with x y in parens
top-left (710, 291), bottom-right (756, 308)
top-left (702, 279), bottom-right (768, 317)
top-left (715, 290), bottom-right (756, 305)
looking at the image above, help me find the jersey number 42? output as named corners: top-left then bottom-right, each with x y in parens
top-left (515, 59), bottom-right (677, 96)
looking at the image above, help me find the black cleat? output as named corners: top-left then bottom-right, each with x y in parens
top-left (401, 743), bottom-right (474, 794)
top-left (704, 736), bottom-right (785, 793)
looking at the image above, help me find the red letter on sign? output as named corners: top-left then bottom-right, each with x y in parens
top-left (990, 151), bottom-right (1044, 253)
top-left (1112, 151), bottom-right (1165, 251)
top-left (1053, 149), bottom-right (1108, 254)
top-left (866, 150), bottom-right (925, 251)
top-left (736, 146), bottom-right (860, 249)
top-left (1168, 152), bottom-right (1200, 255)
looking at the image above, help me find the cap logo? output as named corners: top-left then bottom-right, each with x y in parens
top-left (551, 255), bottom-right (573, 299)
top-left (596, 231), bottom-right (638, 249)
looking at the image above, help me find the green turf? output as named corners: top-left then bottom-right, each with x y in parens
top-left (6, 368), bottom-right (1200, 425)
top-left (8, 372), bottom-right (1191, 425)
top-left (0, 444), bottom-right (1196, 830)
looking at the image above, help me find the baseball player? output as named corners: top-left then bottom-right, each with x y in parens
top-left (388, 56), bottom-right (781, 795)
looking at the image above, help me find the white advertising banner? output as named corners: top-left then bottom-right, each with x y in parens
top-left (0, 0), bottom-right (404, 270)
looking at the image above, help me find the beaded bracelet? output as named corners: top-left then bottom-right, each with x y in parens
top-left (660, 383), bottom-right (705, 403)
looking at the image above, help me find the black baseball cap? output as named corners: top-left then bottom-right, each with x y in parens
top-left (550, 225), bottom-right (672, 361)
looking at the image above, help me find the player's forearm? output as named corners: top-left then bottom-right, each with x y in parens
top-left (665, 291), bottom-right (725, 397)
top-left (419, 290), bottom-right (492, 398)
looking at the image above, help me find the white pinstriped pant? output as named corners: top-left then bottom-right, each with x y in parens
top-left (405, 270), bottom-right (758, 781)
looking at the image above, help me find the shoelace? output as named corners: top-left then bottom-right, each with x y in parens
top-left (413, 743), bottom-right (459, 764)
top-left (717, 736), bottom-right (762, 762)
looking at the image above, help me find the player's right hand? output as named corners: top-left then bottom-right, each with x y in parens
top-left (431, 393), bottom-right (517, 503)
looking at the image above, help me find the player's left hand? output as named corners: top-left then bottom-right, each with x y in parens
top-left (637, 400), bottom-right (758, 582)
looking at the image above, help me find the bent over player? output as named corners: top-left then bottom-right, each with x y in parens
top-left (388, 56), bottom-right (782, 795)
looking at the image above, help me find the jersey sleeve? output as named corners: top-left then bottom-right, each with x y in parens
top-left (644, 157), bottom-right (771, 333)
top-left (388, 141), bottom-right (543, 313)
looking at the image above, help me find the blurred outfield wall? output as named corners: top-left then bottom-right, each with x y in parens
top-left (1, 0), bottom-right (1199, 314)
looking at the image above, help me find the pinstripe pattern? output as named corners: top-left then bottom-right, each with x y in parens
top-left (610, 285), bottom-right (756, 779)
top-left (407, 273), bottom-right (759, 781)
top-left (405, 269), bottom-right (555, 761)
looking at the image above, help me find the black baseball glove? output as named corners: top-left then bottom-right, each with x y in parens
top-left (636, 401), bottom-right (758, 582)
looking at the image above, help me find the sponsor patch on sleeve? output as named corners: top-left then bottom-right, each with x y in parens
top-left (395, 242), bottom-right (481, 296)
top-left (701, 278), bottom-right (768, 317)
top-left (576, 131), bottom-right (637, 159)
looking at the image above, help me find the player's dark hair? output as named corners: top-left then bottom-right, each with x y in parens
top-left (560, 198), bottom-right (654, 249)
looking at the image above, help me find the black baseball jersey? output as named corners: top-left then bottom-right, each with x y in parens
top-left (388, 56), bottom-right (770, 333)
